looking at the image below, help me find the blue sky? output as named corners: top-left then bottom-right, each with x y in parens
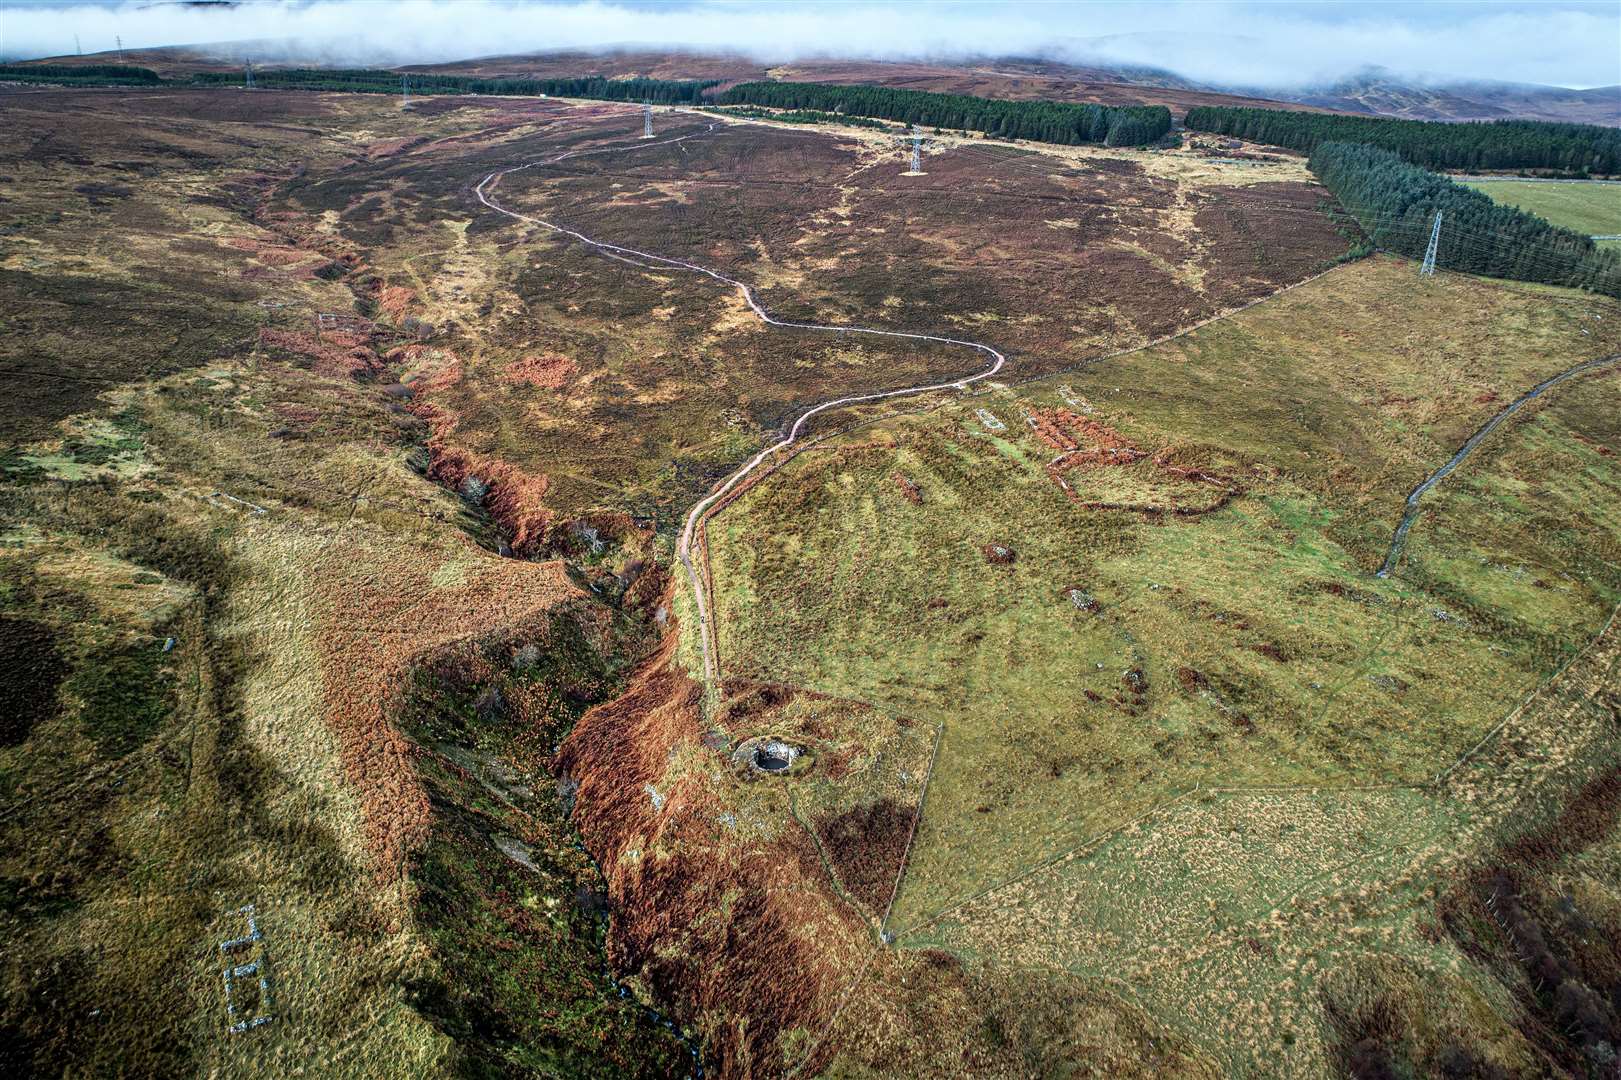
top-left (3, 1), bottom-right (1619, 89)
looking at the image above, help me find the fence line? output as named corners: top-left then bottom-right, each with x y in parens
top-left (879, 721), bottom-right (944, 941)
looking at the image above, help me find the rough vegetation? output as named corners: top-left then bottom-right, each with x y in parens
top-left (0, 86), bottom-right (687, 1077)
top-left (3, 73), bottom-right (1618, 1080)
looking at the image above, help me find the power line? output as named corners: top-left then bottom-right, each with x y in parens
top-left (502, 121), bottom-right (1593, 268)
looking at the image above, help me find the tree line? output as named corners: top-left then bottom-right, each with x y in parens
top-left (190, 69), bottom-right (718, 103)
top-left (701, 106), bottom-right (896, 131)
top-left (1310, 141), bottom-right (1620, 297)
top-left (1185, 105), bottom-right (1620, 175)
top-left (0, 63), bottom-right (718, 103)
top-left (717, 81), bottom-right (1173, 147)
top-left (0, 64), bottom-right (163, 86)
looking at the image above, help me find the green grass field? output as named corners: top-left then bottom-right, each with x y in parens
top-left (1464, 179), bottom-right (1621, 245)
top-left (705, 256), bottom-right (1621, 929)
top-left (705, 255), bottom-right (1621, 1074)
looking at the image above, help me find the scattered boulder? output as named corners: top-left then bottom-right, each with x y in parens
top-left (982, 543), bottom-right (1016, 565)
top-left (1368, 673), bottom-right (1410, 695)
top-left (1064, 587), bottom-right (1098, 612)
top-left (569, 521), bottom-right (606, 555)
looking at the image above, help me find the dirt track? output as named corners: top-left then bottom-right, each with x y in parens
top-left (474, 117), bottom-right (1008, 686)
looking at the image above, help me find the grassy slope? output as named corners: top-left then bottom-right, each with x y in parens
top-left (707, 255), bottom-right (1621, 1074)
top-left (708, 255), bottom-right (1621, 926)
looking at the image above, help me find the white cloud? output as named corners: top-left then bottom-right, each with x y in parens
top-left (2, 1), bottom-right (1618, 90)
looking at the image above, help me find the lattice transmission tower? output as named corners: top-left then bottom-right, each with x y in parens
top-left (1420, 210), bottom-right (1443, 276)
top-left (895, 124), bottom-right (927, 173)
top-left (244, 60), bottom-right (255, 90)
top-left (642, 100), bottom-right (654, 138)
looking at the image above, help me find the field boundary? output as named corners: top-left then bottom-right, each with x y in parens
top-left (697, 258), bottom-right (1362, 689)
top-left (1377, 352), bottom-right (1621, 577)
top-left (1435, 595), bottom-right (1621, 786)
top-left (879, 721), bottom-right (944, 942)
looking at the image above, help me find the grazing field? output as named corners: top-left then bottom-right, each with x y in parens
top-left (705, 254), bottom-right (1621, 1070)
top-left (1463, 179), bottom-right (1621, 244)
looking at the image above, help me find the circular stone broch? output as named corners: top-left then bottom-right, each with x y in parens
top-left (730, 736), bottom-right (801, 777)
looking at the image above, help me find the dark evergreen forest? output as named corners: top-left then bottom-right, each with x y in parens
top-left (1186, 105), bottom-right (1620, 174)
top-left (718, 81), bottom-right (1174, 147)
top-left (1310, 142), bottom-right (1620, 297)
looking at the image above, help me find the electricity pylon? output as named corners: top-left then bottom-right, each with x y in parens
top-left (401, 75), bottom-right (410, 108)
top-left (896, 124), bottom-right (926, 173)
top-left (1420, 210), bottom-right (1442, 276)
top-left (244, 60), bottom-right (254, 90)
top-left (642, 100), bottom-right (654, 138)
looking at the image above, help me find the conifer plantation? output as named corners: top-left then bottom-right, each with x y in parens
top-left (1310, 142), bottom-right (1621, 297)
top-left (1186, 105), bottom-right (1620, 174)
top-left (719, 81), bottom-right (1174, 146)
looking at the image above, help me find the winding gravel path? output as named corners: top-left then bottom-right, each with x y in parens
top-left (475, 121), bottom-right (1007, 684)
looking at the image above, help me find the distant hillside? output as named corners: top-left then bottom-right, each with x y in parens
top-left (21, 46), bottom-right (1618, 125)
top-left (410, 50), bottom-right (1320, 117)
top-left (1273, 68), bottom-right (1620, 126)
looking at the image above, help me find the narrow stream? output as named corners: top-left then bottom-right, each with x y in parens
top-left (559, 821), bottom-right (707, 1077)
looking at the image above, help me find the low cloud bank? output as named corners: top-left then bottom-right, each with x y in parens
top-left (4, 1), bottom-right (1618, 90)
